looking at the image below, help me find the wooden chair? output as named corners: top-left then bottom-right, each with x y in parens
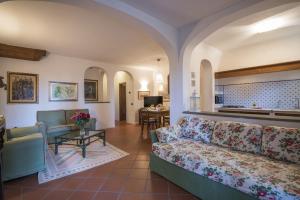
top-left (163, 115), bottom-right (170, 127)
top-left (140, 110), bottom-right (159, 134)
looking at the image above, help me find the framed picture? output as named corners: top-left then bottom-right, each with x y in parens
top-left (49, 81), bottom-right (78, 101)
top-left (191, 72), bottom-right (195, 79)
top-left (7, 72), bottom-right (39, 103)
top-left (138, 91), bottom-right (150, 100)
top-left (84, 79), bottom-right (98, 101)
top-left (191, 80), bottom-right (196, 87)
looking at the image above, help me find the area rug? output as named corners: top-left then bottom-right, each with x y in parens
top-left (38, 140), bottom-right (129, 184)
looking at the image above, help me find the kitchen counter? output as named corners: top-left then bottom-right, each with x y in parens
top-left (183, 111), bottom-right (300, 123)
top-left (216, 107), bottom-right (300, 117)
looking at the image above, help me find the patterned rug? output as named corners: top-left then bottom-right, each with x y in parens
top-left (38, 140), bottom-right (129, 184)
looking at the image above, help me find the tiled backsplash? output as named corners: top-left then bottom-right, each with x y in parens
top-left (222, 79), bottom-right (300, 109)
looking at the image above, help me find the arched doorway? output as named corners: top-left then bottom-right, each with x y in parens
top-left (200, 59), bottom-right (213, 111)
top-left (114, 71), bottom-right (134, 124)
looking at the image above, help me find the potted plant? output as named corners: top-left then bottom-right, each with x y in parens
top-left (70, 112), bottom-right (91, 135)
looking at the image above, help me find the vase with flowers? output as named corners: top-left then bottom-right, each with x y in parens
top-left (70, 112), bottom-right (91, 136)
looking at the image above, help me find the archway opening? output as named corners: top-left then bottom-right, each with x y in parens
top-left (84, 67), bottom-right (109, 102)
top-left (114, 71), bottom-right (134, 124)
top-left (200, 59), bottom-right (213, 111)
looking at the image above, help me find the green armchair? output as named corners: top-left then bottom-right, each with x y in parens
top-left (2, 126), bottom-right (46, 181)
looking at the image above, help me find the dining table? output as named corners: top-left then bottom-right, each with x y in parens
top-left (139, 108), bottom-right (170, 127)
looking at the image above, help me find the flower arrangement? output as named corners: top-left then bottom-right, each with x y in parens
top-left (70, 112), bottom-right (90, 131)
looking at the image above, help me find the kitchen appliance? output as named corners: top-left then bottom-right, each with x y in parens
top-left (215, 94), bottom-right (224, 104)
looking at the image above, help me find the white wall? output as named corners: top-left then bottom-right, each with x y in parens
top-left (187, 43), bottom-right (222, 110)
top-left (219, 35), bottom-right (300, 70)
top-left (0, 53), bottom-right (157, 128)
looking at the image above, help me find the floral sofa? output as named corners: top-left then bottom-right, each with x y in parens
top-left (150, 116), bottom-right (300, 200)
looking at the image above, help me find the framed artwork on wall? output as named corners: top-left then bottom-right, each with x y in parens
top-left (191, 80), bottom-right (196, 87)
top-left (49, 81), bottom-right (78, 101)
top-left (84, 79), bottom-right (98, 101)
top-left (191, 72), bottom-right (195, 79)
top-left (138, 91), bottom-right (150, 100)
top-left (7, 72), bottom-right (39, 103)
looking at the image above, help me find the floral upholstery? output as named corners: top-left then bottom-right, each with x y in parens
top-left (156, 125), bottom-right (181, 143)
top-left (177, 116), bottom-right (215, 143)
top-left (262, 126), bottom-right (300, 164)
top-left (212, 121), bottom-right (263, 154)
top-left (152, 140), bottom-right (300, 200)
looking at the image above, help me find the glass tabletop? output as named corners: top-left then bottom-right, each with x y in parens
top-left (57, 130), bottom-right (105, 140)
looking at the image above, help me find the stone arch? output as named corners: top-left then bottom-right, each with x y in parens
top-left (200, 59), bottom-right (213, 111)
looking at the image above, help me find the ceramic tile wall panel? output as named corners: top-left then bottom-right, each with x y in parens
top-left (223, 79), bottom-right (300, 109)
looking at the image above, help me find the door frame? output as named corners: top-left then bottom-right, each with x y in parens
top-left (119, 82), bottom-right (127, 121)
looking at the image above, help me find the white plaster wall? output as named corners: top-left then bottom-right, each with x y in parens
top-left (219, 35), bottom-right (300, 70)
top-left (0, 54), bottom-right (156, 128)
top-left (187, 43), bottom-right (222, 111)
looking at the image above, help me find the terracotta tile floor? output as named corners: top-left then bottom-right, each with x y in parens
top-left (4, 123), bottom-right (200, 200)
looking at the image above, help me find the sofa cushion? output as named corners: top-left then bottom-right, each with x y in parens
top-left (177, 116), bottom-right (215, 143)
top-left (262, 126), bottom-right (300, 164)
top-left (65, 109), bottom-right (89, 124)
top-left (156, 125), bottom-right (181, 143)
top-left (152, 140), bottom-right (300, 200)
top-left (47, 124), bottom-right (78, 135)
top-left (37, 110), bottom-right (66, 126)
top-left (212, 121), bottom-right (262, 154)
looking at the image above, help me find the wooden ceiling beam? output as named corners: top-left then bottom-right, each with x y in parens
top-left (0, 43), bottom-right (46, 61)
top-left (215, 60), bottom-right (300, 79)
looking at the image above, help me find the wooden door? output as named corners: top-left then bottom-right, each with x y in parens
top-left (119, 83), bottom-right (127, 121)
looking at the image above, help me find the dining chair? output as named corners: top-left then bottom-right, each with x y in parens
top-left (140, 109), bottom-right (159, 134)
top-left (163, 115), bottom-right (170, 127)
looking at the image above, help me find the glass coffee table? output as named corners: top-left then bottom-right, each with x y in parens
top-left (54, 129), bottom-right (106, 158)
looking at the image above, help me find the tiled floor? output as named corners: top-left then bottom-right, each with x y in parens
top-left (4, 123), bottom-right (200, 200)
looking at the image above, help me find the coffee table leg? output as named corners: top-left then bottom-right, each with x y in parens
top-left (103, 131), bottom-right (106, 146)
top-left (54, 137), bottom-right (58, 155)
top-left (82, 140), bottom-right (86, 158)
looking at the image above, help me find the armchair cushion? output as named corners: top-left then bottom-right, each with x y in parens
top-left (6, 126), bottom-right (39, 140)
top-left (262, 126), bottom-right (300, 164)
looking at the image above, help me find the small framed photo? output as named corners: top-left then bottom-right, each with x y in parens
top-left (191, 72), bottom-right (195, 79)
top-left (191, 80), bottom-right (196, 87)
top-left (7, 72), bottom-right (39, 103)
top-left (84, 79), bottom-right (98, 101)
top-left (138, 91), bottom-right (150, 100)
top-left (49, 81), bottom-right (78, 101)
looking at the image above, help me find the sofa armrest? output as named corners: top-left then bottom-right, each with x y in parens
top-left (6, 126), bottom-right (40, 139)
top-left (86, 118), bottom-right (96, 130)
top-left (150, 130), bottom-right (159, 144)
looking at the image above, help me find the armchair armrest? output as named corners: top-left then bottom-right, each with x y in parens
top-left (6, 126), bottom-right (40, 140)
top-left (35, 122), bottom-right (48, 151)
